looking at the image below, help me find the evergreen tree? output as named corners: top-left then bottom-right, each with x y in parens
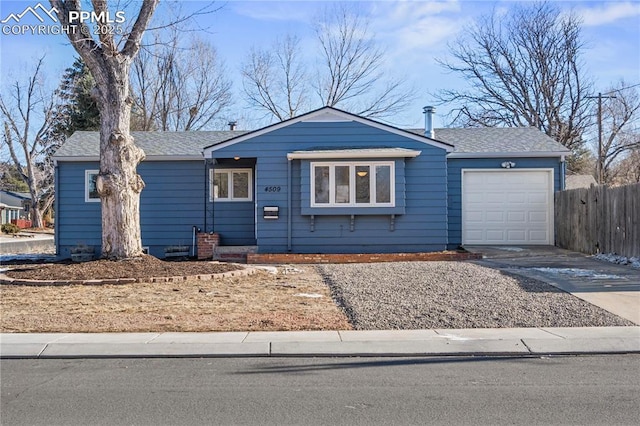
top-left (0, 162), bottom-right (30, 192)
top-left (49, 57), bottom-right (101, 141)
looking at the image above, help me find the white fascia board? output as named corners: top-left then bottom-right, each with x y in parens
top-left (287, 148), bottom-right (421, 160)
top-left (144, 155), bottom-right (203, 161)
top-left (204, 106), bottom-right (454, 156)
top-left (448, 151), bottom-right (567, 160)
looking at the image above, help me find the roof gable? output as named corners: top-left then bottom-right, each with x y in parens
top-left (202, 107), bottom-right (454, 156)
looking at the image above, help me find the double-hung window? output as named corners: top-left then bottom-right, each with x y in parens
top-left (211, 168), bottom-right (252, 202)
top-left (85, 170), bottom-right (100, 202)
top-left (311, 162), bottom-right (394, 207)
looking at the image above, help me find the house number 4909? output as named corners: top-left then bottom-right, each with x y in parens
top-left (264, 186), bottom-right (281, 192)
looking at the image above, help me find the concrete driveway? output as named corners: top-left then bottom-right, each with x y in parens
top-left (466, 246), bottom-right (640, 325)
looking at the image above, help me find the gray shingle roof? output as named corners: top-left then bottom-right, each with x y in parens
top-left (55, 125), bottom-right (568, 160)
top-left (409, 127), bottom-right (569, 153)
top-left (53, 131), bottom-right (248, 159)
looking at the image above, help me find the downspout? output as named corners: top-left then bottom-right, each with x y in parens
top-left (287, 158), bottom-right (292, 252)
top-left (560, 156), bottom-right (566, 190)
top-left (203, 158), bottom-right (207, 232)
top-left (54, 160), bottom-right (60, 258)
top-left (211, 159), bottom-right (215, 232)
top-left (191, 226), bottom-right (197, 257)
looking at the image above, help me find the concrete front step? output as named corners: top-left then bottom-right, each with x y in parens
top-left (213, 246), bottom-right (258, 263)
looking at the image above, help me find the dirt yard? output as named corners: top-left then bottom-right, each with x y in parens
top-left (2, 255), bottom-right (241, 281)
top-left (0, 265), bottom-right (352, 333)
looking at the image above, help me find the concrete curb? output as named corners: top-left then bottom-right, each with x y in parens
top-left (0, 265), bottom-right (257, 286)
top-left (2, 327), bottom-right (638, 359)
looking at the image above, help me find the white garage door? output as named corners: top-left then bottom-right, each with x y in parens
top-left (462, 169), bottom-right (553, 245)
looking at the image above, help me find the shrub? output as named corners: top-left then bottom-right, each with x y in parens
top-left (2, 223), bottom-right (20, 234)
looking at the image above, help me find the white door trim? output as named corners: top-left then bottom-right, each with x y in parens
top-left (461, 168), bottom-right (554, 245)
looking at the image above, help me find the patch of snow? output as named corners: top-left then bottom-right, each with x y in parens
top-left (494, 246), bottom-right (525, 252)
top-left (282, 265), bottom-right (303, 274)
top-left (532, 267), bottom-right (622, 280)
top-left (435, 333), bottom-right (472, 341)
top-left (594, 253), bottom-right (640, 269)
top-left (295, 293), bottom-right (323, 298)
top-left (252, 265), bottom-right (279, 274)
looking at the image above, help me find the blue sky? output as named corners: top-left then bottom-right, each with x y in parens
top-left (1, 0), bottom-right (639, 130)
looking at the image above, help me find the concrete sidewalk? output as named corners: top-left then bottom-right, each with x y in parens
top-left (2, 327), bottom-right (639, 359)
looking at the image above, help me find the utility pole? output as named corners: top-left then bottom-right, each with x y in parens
top-left (587, 92), bottom-right (616, 184)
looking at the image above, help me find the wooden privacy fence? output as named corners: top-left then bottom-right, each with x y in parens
top-left (555, 183), bottom-right (639, 258)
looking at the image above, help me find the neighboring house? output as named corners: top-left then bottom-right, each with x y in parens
top-left (0, 190), bottom-right (31, 225)
top-left (565, 174), bottom-right (597, 190)
top-left (52, 106), bottom-right (569, 259)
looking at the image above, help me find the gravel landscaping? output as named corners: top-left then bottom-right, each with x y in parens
top-left (318, 262), bottom-right (634, 329)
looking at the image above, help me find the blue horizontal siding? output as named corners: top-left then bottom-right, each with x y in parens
top-left (206, 164), bottom-right (256, 245)
top-left (57, 160), bottom-right (206, 259)
top-left (446, 157), bottom-right (563, 249)
top-left (212, 120), bottom-right (449, 253)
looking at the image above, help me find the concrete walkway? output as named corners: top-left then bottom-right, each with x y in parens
top-left (1, 327), bottom-right (639, 359)
top-left (466, 246), bottom-right (640, 325)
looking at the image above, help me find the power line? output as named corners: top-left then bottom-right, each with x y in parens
top-left (603, 83), bottom-right (640, 95)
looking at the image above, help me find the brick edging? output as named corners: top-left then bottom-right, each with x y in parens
top-left (0, 265), bottom-right (256, 286)
top-left (247, 251), bottom-right (482, 264)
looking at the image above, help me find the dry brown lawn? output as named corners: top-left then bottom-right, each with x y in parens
top-left (0, 266), bottom-right (352, 333)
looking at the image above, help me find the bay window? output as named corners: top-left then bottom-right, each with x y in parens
top-left (310, 161), bottom-right (394, 207)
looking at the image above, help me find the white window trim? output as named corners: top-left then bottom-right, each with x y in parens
top-left (85, 170), bottom-right (100, 203)
top-left (210, 168), bottom-right (253, 202)
top-left (310, 161), bottom-right (395, 207)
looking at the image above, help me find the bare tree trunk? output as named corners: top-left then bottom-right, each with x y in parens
top-left (30, 203), bottom-right (44, 228)
top-left (94, 61), bottom-right (145, 259)
top-left (50, 0), bottom-right (158, 259)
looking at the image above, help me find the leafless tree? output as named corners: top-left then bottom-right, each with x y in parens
top-left (313, 4), bottom-right (413, 119)
top-left (132, 29), bottom-right (233, 131)
top-left (242, 4), bottom-right (414, 123)
top-left (0, 58), bottom-right (58, 228)
top-left (436, 2), bottom-right (592, 170)
top-left (50, 0), bottom-right (159, 259)
top-left (242, 34), bottom-right (308, 121)
top-left (613, 148), bottom-right (640, 184)
top-left (596, 82), bottom-right (640, 184)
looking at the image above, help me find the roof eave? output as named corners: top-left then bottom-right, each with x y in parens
top-left (287, 148), bottom-right (421, 160)
top-left (447, 151), bottom-right (568, 160)
top-left (53, 155), bottom-right (204, 162)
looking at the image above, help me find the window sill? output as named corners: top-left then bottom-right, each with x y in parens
top-left (301, 206), bottom-right (405, 216)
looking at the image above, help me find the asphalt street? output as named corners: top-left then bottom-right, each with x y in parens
top-left (2, 355), bottom-right (639, 425)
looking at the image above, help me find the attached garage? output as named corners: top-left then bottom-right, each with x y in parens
top-left (461, 169), bottom-right (554, 245)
